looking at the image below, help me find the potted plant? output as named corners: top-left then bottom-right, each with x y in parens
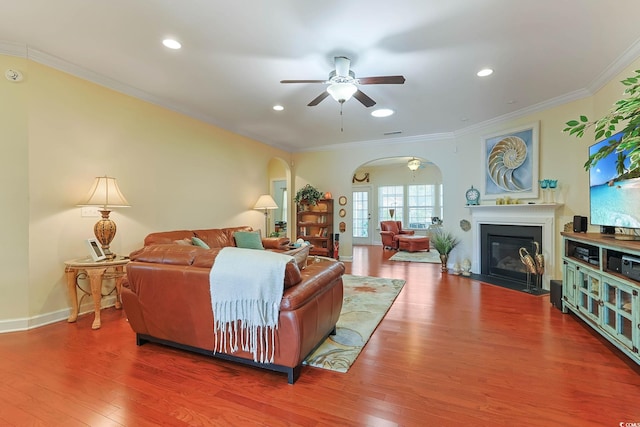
top-left (431, 229), bottom-right (460, 272)
top-left (564, 69), bottom-right (640, 171)
top-left (294, 184), bottom-right (323, 207)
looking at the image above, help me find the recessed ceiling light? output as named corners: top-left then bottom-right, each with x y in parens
top-left (371, 108), bottom-right (394, 118)
top-left (273, 105), bottom-right (284, 111)
top-left (162, 39), bottom-right (182, 49)
top-left (477, 68), bottom-right (493, 77)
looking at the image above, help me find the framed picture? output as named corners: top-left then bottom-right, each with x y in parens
top-left (85, 238), bottom-right (106, 261)
top-left (480, 121), bottom-right (539, 200)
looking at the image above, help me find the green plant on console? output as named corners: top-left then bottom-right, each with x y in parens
top-left (294, 184), bottom-right (323, 206)
top-left (564, 69), bottom-right (640, 174)
top-left (431, 229), bottom-right (460, 255)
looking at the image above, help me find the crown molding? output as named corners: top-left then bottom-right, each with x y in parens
top-left (299, 131), bottom-right (455, 153)
top-left (588, 37), bottom-right (640, 93)
top-left (0, 40), bottom-right (27, 57)
top-left (2, 38), bottom-right (639, 152)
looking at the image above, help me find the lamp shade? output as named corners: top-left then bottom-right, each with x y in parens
top-left (327, 83), bottom-right (358, 103)
top-left (78, 176), bottom-right (130, 208)
top-left (253, 194), bottom-right (278, 210)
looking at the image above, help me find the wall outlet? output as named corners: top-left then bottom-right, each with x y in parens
top-left (80, 206), bottom-right (100, 217)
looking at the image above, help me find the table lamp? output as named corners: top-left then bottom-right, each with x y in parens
top-left (78, 176), bottom-right (130, 259)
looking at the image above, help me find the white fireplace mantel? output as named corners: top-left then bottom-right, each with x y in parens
top-left (468, 203), bottom-right (563, 290)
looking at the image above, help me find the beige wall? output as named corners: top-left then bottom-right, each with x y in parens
top-left (0, 56), bottom-right (288, 330)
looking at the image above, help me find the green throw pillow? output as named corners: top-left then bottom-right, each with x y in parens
top-left (234, 231), bottom-right (265, 250)
top-left (191, 237), bottom-right (210, 249)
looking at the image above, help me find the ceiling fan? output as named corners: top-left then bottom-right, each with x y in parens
top-left (281, 56), bottom-right (405, 107)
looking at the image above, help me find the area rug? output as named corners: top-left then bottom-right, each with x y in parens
top-left (304, 274), bottom-right (405, 373)
top-left (389, 249), bottom-right (441, 263)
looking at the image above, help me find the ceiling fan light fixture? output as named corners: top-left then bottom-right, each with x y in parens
top-left (408, 158), bottom-right (421, 171)
top-left (327, 82), bottom-right (358, 103)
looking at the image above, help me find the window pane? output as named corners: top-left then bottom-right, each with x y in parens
top-left (379, 186), bottom-right (403, 222)
top-left (407, 184), bottom-right (434, 229)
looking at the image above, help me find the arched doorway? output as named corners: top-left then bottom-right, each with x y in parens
top-left (351, 156), bottom-right (443, 246)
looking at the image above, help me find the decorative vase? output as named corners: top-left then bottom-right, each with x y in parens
top-left (440, 254), bottom-right (448, 272)
top-left (324, 192), bottom-right (333, 199)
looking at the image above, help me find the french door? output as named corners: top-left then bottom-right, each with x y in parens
top-left (352, 187), bottom-right (372, 245)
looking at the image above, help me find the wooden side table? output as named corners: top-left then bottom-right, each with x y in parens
top-left (64, 256), bottom-right (129, 330)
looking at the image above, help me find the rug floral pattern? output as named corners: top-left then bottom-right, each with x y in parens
top-left (389, 249), bottom-right (441, 263)
top-left (303, 274), bottom-right (405, 373)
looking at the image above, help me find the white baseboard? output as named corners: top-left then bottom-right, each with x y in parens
top-left (0, 296), bottom-right (118, 333)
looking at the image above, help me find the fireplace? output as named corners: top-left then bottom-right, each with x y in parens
top-left (469, 204), bottom-right (562, 290)
top-left (480, 224), bottom-right (542, 285)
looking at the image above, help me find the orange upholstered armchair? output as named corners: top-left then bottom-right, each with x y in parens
top-left (380, 221), bottom-right (415, 249)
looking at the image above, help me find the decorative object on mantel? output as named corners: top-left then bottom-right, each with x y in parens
top-left (563, 69), bottom-right (640, 172)
top-left (564, 222), bottom-right (574, 232)
top-left (539, 179), bottom-right (559, 203)
top-left (459, 219), bottom-right (471, 232)
top-left (294, 184), bottom-right (323, 206)
top-left (352, 172), bottom-right (370, 183)
top-left (431, 229), bottom-right (460, 272)
top-left (465, 185), bottom-right (480, 205)
top-left (481, 122), bottom-right (540, 200)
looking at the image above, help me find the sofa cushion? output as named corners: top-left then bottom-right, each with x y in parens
top-left (144, 230), bottom-right (195, 246)
top-left (233, 231), bottom-right (265, 250)
top-left (129, 244), bottom-right (207, 265)
top-left (174, 238), bottom-right (193, 246)
top-left (191, 237), bottom-right (211, 249)
top-left (194, 226), bottom-right (252, 248)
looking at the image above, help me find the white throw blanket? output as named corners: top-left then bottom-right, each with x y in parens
top-left (209, 247), bottom-right (293, 363)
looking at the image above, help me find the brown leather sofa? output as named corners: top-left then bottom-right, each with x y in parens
top-left (121, 226), bottom-right (345, 384)
top-left (380, 220), bottom-right (415, 249)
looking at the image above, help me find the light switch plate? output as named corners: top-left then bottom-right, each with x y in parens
top-left (81, 206), bottom-right (100, 217)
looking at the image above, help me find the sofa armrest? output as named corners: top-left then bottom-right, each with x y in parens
top-left (262, 236), bottom-right (291, 250)
top-left (280, 260), bottom-right (345, 311)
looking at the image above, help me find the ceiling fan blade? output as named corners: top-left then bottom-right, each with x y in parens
top-left (358, 75), bottom-right (406, 85)
top-left (353, 90), bottom-right (376, 108)
top-left (334, 56), bottom-right (351, 77)
top-left (308, 91), bottom-right (330, 106)
top-left (281, 79), bottom-right (327, 84)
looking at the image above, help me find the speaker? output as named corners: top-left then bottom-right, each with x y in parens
top-left (550, 280), bottom-right (562, 311)
top-left (601, 225), bottom-right (615, 235)
top-left (573, 215), bottom-right (587, 233)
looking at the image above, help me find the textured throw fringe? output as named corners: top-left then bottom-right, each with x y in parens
top-left (213, 299), bottom-right (279, 363)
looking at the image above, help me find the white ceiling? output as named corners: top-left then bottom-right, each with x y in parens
top-left (2, 0), bottom-right (640, 152)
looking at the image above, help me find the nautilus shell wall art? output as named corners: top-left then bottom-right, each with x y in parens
top-left (487, 136), bottom-right (529, 192)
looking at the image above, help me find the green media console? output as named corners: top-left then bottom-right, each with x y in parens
top-left (561, 232), bottom-right (639, 365)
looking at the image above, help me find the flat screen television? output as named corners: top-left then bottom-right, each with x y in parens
top-left (589, 130), bottom-right (640, 229)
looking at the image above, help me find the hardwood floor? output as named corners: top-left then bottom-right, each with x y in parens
top-left (1, 245), bottom-right (639, 426)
